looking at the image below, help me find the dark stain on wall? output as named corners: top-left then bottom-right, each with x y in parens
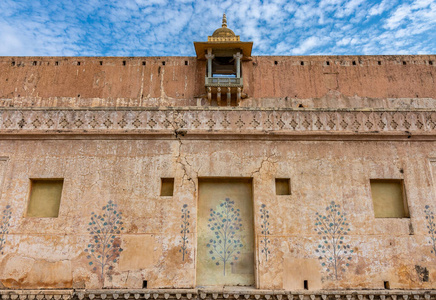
top-left (415, 265), bottom-right (429, 282)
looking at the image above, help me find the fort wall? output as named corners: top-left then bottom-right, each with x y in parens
top-left (1, 53), bottom-right (436, 292)
top-left (0, 55), bottom-right (435, 109)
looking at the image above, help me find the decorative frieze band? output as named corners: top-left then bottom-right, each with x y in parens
top-left (0, 109), bottom-right (436, 135)
top-left (0, 290), bottom-right (435, 300)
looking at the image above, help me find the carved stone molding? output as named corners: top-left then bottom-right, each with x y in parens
top-left (0, 108), bottom-right (435, 136)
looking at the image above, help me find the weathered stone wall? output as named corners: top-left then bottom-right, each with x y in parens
top-left (1, 53), bottom-right (436, 291)
top-left (1, 127), bottom-right (436, 289)
top-left (0, 55), bottom-right (435, 109)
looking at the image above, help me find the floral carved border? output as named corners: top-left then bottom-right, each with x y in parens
top-left (0, 109), bottom-right (435, 134)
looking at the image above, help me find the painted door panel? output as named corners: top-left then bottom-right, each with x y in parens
top-left (197, 178), bottom-right (254, 287)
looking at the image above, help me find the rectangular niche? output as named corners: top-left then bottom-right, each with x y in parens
top-left (27, 179), bottom-right (64, 218)
top-left (160, 178), bottom-right (174, 196)
top-left (275, 178), bottom-right (291, 195)
top-left (197, 178), bottom-right (254, 287)
top-left (370, 179), bottom-right (409, 218)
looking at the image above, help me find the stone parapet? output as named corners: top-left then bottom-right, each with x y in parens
top-left (1, 55), bottom-right (435, 104)
top-left (1, 290), bottom-right (436, 300)
top-left (0, 108), bottom-right (436, 137)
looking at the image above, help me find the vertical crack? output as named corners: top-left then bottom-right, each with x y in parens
top-left (173, 125), bottom-right (197, 194)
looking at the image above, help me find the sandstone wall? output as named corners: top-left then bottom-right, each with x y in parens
top-left (1, 136), bottom-right (436, 290)
top-left (1, 53), bottom-right (436, 291)
top-left (0, 55), bottom-right (435, 109)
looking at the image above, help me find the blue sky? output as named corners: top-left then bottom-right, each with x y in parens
top-left (0, 0), bottom-right (435, 56)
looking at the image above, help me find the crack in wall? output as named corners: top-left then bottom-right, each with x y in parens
top-left (171, 116), bottom-right (198, 194)
top-left (250, 153), bottom-right (278, 177)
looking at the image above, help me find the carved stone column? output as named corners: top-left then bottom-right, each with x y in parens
top-left (205, 49), bottom-right (215, 78)
top-left (207, 87), bottom-right (212, 105)
top-left (227, 87), bottom-right (231, 106)
top-left (233, 52), bottom-right (243, 78)
top-left (217, 87), bottom-right (221, 105)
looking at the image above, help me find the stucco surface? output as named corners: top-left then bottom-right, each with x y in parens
top-left (1, 138), bottom-right (436, 289)
top-left (1, 53), bottom-right (436, 292)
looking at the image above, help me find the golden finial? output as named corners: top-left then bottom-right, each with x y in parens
top-left (207, 13), bottom-right (239, 41)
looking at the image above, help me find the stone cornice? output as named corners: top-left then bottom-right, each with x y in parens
top-left (0, 108), bottom-right (436, 137)
top-left (1, 290), bottom-right (436, 300)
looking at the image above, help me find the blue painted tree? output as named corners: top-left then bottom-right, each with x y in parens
top-left (260, 204), bottom-right (271, 262)
top-left (179, 204), bottom-right (190, 261)
top-left (84, 200), bottom-right (124, 286)
top-left (424, 205), bottom-right (436, 256)
top-left (314, 201), bottom-right (353, 280)
top-left (207, 198), bottom-right (243, 275)
top-left (0, 205), bottom-right (12, 255)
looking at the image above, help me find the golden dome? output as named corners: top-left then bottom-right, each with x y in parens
top-left (212, 27), bottom-right (236, 38)
top-left (212, 14), bottom-right (236, 37)
top-left (208, 14), bottom-right (240, 42)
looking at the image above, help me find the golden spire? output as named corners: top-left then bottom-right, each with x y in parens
top-left (208, 13), bottom-right (240, 42)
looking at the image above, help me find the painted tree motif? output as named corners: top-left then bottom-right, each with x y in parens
top-left (179, 204), bottom-right (190, 261)
top-left (207, 198), bottom-right (243, 275)
top-left (260, 204), bottom-right (271, 262)
top-left (0, 205), bottom-right (12, 255)
top-left (314, 201), bottom-right (353, 280)
top-left (424, 205), bottom-right (436, 256)
top-left (84, 200), bottom-right (124, 286)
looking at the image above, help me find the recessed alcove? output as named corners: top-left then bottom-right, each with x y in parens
top-left (275, 178), bottom-right (291, 195)
top-left (160, 178), bottom-right (174, 196)
top-left (384, 281), bottom-right (390, 289)
top-left (370, 179), bottom-right (409, 218)
top-left (27, 179), bottom-right (64, 218)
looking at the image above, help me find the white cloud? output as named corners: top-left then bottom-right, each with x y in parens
top-left (335, 0), bottom-right (366, 17)
top-left (368, 0), bottom-right (395, 16)
top-left (292, 36), bottom-right (327, 55)
top-left (411, 0), bottom-right (434, 9)
top-left (0, 23), bottom-right (27, 56)
top-left (336, 37), bottom-right (351, 46)
top-left (384, 4), bottom-right (412, 29)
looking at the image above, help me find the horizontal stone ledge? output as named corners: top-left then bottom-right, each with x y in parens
top-left (1, 290), bottom-right (436, 300)
top-left (0, 109), bottom-right (436, 135)
top-left (0, 133), bottom-right (435, 142)
top-left (1, 107), bottom-right (436, 112)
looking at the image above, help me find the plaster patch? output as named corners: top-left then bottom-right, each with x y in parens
top-left (118, 235), bottom-right (162, 271)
